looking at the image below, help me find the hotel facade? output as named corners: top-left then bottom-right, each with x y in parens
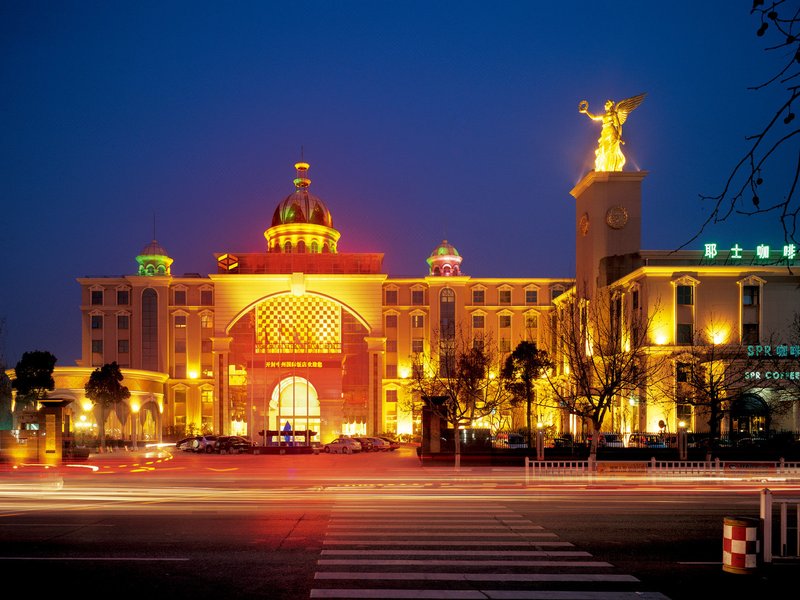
top-left (45, 161), bottom-right (800, 445)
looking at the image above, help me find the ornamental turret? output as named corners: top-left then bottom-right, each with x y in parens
top-left (426, 240), bottom-right (463, 276)
top-left (264, 162), bottom-right (341, 254)
top-left (136, 239), bottom-right (173, 276)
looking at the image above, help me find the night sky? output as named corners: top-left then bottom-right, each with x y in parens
top-left (1, 1), bottom-right (791, 367)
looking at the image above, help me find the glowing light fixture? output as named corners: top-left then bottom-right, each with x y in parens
top-left (188, 370), bottom-right (199, 379)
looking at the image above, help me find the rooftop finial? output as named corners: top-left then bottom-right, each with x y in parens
top-left (294, 160), bottom-right (311, 189)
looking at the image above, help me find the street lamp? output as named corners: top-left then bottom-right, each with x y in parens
top-left (536, 422), bottom-right (545, 461)
top-left (677, 420), bottom-right (687, 461)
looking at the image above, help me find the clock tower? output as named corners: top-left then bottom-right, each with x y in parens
top-left (570, 170), bottom-right (647, 299)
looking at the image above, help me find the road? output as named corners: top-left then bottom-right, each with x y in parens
top-left (0, 445), bottom-right (798, 599)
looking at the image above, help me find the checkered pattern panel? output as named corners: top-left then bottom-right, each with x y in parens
top-left (256, 295), bottom-right (341, 354)
top-left (722, 521), bottom-right (759, 571)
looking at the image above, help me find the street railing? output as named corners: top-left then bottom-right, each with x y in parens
top-left (760, 488), bottom-right (800, 563)
top-left (524, 457), bottom-right (800, 481)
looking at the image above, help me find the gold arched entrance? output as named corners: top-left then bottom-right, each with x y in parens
top-left (269, 376), bottom-right (320, 442)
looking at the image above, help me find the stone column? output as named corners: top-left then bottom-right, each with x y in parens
top-left (211, 336), bottom-right (233, 436)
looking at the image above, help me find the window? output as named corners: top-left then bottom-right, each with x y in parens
top-left (525, 313), bottom-right (539, 329)
top-left (118, 339), bottom-right (129, 354)
top-left (385, 289), bottom-right (398, 305)
top-left (91, 315), bottom-right (103, 329)
top-left (91, 290), bottom-right (103, 305)
top-left (174, 388), bottom-right (187, 427)
top-left (499, 289), bottom-right (511, 305)
top-left (174, 289), bottom-right (187, 305)
top-left (632, 289), bottom-right (640, 310)
top-left (201, 340), bottom-right (212, 353)
top-left (174, 364), bottom-right (186, 379)
top-left (142, 288), bottom-right (158, 372)
top-left (386, 364), bottom-right (397, 378)
top-left (202, 363), bottom-right (213, 378)
top-left (743, 285), bottom-right (759, 306)
top-left (472, 314), bottom-right (485, 329)
top-left (676, 362), bottom-right (690, 383)
top-left (551, 287), bottom-right (564, 301)
top-left (200, 289), bottom-right (213, 305)
top-left (91, 340), bottom-right (103, 353)
top-left (676, 285), bottom-right (693, 306)
top-left (201, 389), bottom-right (214, 432)
top-left (200, 313), bottom-right (213, 329)
top-left (385, 314), bottom-right (398, 328)
top-left (411, 290), bottom-right (424, 305)
top-left (677, 323), bottom-right (693, 345)
top-left (411, 338), bottom-right (424, 353)
top-left (676, 402), bottom-right (693, 425)
top-left (117, 314), bottom-right (129, 330)
top-left (473, 336), bottom-right (484, 351)
top-left (525, 289), bottom-right (538, 304)
top-left (117, 289), bottom-right (129, 305)
top-left (499, 315), bottom-right (511, 328)
top-left (386, 340), bottom-right (397, 353)
top-left (440, 289), bottom-right (455, 340)
top-left (499, 338), bottom-right (511, 352)
top-left (175, 315), bottom-right (187, 329)
top-left (386, 389), bottom-right (398, 403)
top-left (411, 314), bottom-right (424, 328)
top-left (472, 289), bottom-right (485, 304)
top-left (742, 323), bottom-right (759, 345)
top-left (175, 339), bottom-right (186, 353)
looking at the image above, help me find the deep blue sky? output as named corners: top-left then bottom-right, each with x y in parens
top-left (0, 1), bottom-right (791, 367)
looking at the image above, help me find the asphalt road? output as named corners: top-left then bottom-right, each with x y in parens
top-left (0, 446), bottom-right (798, 599)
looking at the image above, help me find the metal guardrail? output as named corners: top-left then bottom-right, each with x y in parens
top-left (760, 488), bottom-right (800, 563)
top-left (524, 457), bottom-right (800, 480)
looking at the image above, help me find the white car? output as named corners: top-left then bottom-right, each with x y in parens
top-left (323, 438), bottom-right (362, 454)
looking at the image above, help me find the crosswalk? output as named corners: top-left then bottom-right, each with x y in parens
top-left (310, 501), bottom-right (670, 599)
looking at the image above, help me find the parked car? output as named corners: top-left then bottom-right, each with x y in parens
top-left (216, 435), bottom-right (255, 454)
top-left (352, 437), bottom-right (375, 451)
top-left (627, 433), bottom-right (667, 448)
top-left (366, 437), bottom-right (392, 451)
top-left (492, 432), bottom-right (528, 449)
top-left (376, 436), bottom-right (400, 451)
top-left (176, 435), bottom-right (219, 453)
top-left (324, 438), bottom-right (362, 454)
top-left (593, 433), bottom-right (624, 448)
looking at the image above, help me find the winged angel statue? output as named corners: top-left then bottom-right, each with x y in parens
top-left (579, 93), bottom-right (646, 172)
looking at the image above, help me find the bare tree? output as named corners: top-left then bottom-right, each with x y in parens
top-left (672, 318), bottom-right (766, 447)
top-left (410, 328), bottom-right (512, 469)
top-left (543, 288), bottom-right (667, 457)
top-left (690, 2), bottom-right (800, 247)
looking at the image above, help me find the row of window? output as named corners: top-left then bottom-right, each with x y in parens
top-left (384, 313), bottom-right (540, 330)
top-left (90, 288), bottom-right (214, 306)
top-left (91, 313), bottom-right (214, 329)
top-left (675, 284), bottom-right (760, 306)
top-left (383, 287), bottom-right (564, 306)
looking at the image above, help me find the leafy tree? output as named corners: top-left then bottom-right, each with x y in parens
top-left (12, 350), bottom-right (57, 412)
top-left (691, 2), bottom-right (800, 246)
top-left (502, 341), bottom-right (552, 450)
top-left (543, 288), bottom-right (667, 457)
top-left (410, 328), bottom-right (511, 469)
top-left (85, 362), bottom-right (130, 451)
top-left (0, 369), bottom-right (12, 430)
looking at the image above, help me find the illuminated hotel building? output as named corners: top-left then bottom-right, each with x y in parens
top-left (55, 161), bottom-right (800, 445)
top-left (71, 163), bottom-right (571, 443)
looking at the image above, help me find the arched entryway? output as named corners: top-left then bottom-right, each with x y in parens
top-left (269, 376), bottom-right (320, 442)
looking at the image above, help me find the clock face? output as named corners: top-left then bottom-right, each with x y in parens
top-left (579, 213), bottom-right (589, 236)
top-left (606, 205), bottom-right (628, 229)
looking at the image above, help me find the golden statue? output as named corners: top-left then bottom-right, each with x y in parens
top-left (579, 93), bottom-right (646, 172)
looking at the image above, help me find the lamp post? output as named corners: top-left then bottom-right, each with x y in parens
top-left (677, 420), bottom-right (688, 461)
top-left (536, 422), bottom-right (545, 461)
